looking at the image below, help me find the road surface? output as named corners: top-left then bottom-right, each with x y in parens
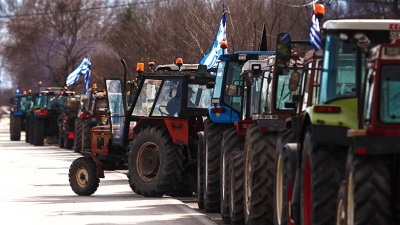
top-left (0, 116), bottom-right (222, 225)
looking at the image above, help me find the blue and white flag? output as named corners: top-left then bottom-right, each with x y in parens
top-left (83, 63), bottom-right (91, 95)
top-left (66, 56), bottom-right (91, 91)
top-left (199, 4), bottom-right (227, 70)
top-left (310, 10), bottom-right (321, 51)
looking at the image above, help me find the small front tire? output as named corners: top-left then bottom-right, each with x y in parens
top-left (68, 157), bottom-right (100, 196)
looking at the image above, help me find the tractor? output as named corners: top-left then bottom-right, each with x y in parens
top-left (59, 94), bottom-right (81, 149)
top-left (68, 59), bottom-right (215, 197)
top-left (30, 86), bottom-right (76, 146)
top-left (275, 19), bottom-right (400, 225)
top-left (335, 39), bottom-right (400, 225)
top-left (9, 88), bottom-right (33, 141)
top-left (73, 85), bottom-right (108, 153)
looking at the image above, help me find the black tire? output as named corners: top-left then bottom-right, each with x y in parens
top-left (244, 124), bottom-right (278, 225)
top-left (33, 118), bottom-right (45, 146)
top-left (73, 118), bottom-right (83, 153)
top-left (274, 129), bottom-right (296, 225)
top-left (59, 128), bottom-right (65, 148)
top-left (83, 120), bottom-right (92, 151)
top-left (221, 127), bottom-right (245, 224)
top-left (167, 170), bottom-right (194, 197)
top-left (343, 151), bottom-right (393, 225)
top-left (204, 119), bottom-right (230, 213)
top-left (128, 125), bottom-right (184, 197)
top-left (197, 131), bottom-right (205, 209)
top-left (68, 157), bottom-right (100, 196)
top-left (29, 115), bottom-right (35, 145)
top-left (25, 116), bottom-right (30, 143)
top-left (229, 151), bottom-right (245, 225)
top-left (10, 114), bottom-right (22, 141)
top-left (300, 131), bottom-right (346, 225)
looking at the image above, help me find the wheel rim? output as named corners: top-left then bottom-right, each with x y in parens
top-left (276, 154), bottom-right (283, 224)
top-left (336, 199), bottom-right (345, 225)
top-left (304, 155), bottom-right (311, 225)
top-left (245, 145), bottom-right (252, 216)
top-left (137, 142), bottom-right (160, 181)
top-left (75, 166), bottom-right (89, 188)
top-left (346, 171), bottom-right (354, 224)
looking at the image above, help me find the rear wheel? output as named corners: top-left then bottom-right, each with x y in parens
top-left (244, 124), bottom-right (278, 225)
top-left (29, 116), bottom-right (35, 145)
top-left (10, 114), bottom-right (22, 141)
top-left (197, 131), bottom-right (205, 209)
top-left (344, 152), bottom-right (393, 225)
top-left (25, 116), bottom-right (30, 143)
top-left (73, 118), bottom-right (83, 153)
top-left (33, 118), bottom-right (45, 146)
top-left (274, 129), bottom-right (296, 225)
top-left (69, 157), bottom-right (100, 196)
top-left (229, 151), bottom-right (245, 224)
top-left (204, 119), bottom-right (230, 213)
top-left (128, 126), bottom-right (184, 197)
top-left (59, 128), bottom-right (65, 148)
top-left (300, 131), bottom-right (346, 225)
top-left (83, 120), bottom-right (92, 151)
top-left (221, 127), bottom-right (245, 224)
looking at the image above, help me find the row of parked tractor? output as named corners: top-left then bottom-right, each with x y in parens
top-left (9, 11), bottom-right (400, 225)
top-left (9, 83), bottom-right (108, 152)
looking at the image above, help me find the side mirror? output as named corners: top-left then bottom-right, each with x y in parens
top-left (276, 33), bottom-right (292, 69)
top-left (289, 71), bottom-right (301, 91)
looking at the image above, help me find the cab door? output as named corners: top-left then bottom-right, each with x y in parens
top-left (105, 79), bottom-right (126, 145)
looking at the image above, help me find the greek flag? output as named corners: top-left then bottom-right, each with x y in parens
top-left (199, 4), bottom-right (227, 70)
top-left (310, 11), bottom-right (321, 51)
top-left (66, 56), bottom-right (91, 92)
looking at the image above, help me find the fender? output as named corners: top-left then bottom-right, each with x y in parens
top-left (134, 118), bottom-right (189, 145)
top-left (208, 105), bottom-right (240, 123)
top-left (85, 152), bottom-right (105, 178)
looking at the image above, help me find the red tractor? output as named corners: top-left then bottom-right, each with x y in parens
top-left (335, 39), bottom-right (400, 225)
top-left (73, 85), bottom-right (107, 153)
top-left (59, 94), bottom-right (80, 149)
top-left (68, 59), bottom-right (215, 197)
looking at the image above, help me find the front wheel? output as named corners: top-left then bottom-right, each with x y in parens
top-left (68, 157), bottom-right (100, 196)
top-left (300, 131), bottom-right (346, 225)
top-left (128, 125), bottom-right (184, 197)
top-left (10, 114), bottom-right (22, 141)
top-left (33, 118), bottom-right (44, 146)
top-left (342, 151), bottom-right (393, 225)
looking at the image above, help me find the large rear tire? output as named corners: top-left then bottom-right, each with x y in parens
top-left (244, 124), bottom-right (278, 225)
top-left (25, 116), bottom-right (30, 143)
top-left (29, 116), bottom-right (35, 145)
top-left (229, 151), bottom-right (245, 225)
top-left (221, 127), bottom-right (245, 224)
top-left (10, 114), bottom-right (22, 141)
top-left (300, 131), bottom-right (346, 225)
top-left (128, 126), bottom-right (184, 197)
top-left (83, 120), bottom-right (92, 151)
top-left (197, 131), bottom-right (205, 209)
top-left (69, 157), bottom-right (100, 196)
top-left (342, 151), bottom-right (393, 225)
top-left (33, 118), bottom-right (45, 146)
top-left (204, 119), bottom-right (230, 213)
top-left (73, 118), bottom-right (83, 153)
top-left (274, 129), bottom-right (296, 225)
top-left (59, 128), bottom-right (65, 148)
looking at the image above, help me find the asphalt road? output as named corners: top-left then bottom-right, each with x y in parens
top-left (0, 116), bottom-right (223, 225)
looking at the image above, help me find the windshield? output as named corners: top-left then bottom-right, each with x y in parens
top-left (320, 35), bottom-right (363, 103)
top-left (19, 96), bottom-right (32, 111)
top-left (132, 79), bottom-right (163, 116)
top-left (276, 68), bottom-right (303, 110)
top-left (260, 70), bottom-right (272, 114)
top-left (37, 94), bottom-right (66, 110)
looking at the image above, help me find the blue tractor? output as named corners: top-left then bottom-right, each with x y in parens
top-left (198, 49), bottom-right (275, 212)
top-left (9, 88), bottom-right (33, 141)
